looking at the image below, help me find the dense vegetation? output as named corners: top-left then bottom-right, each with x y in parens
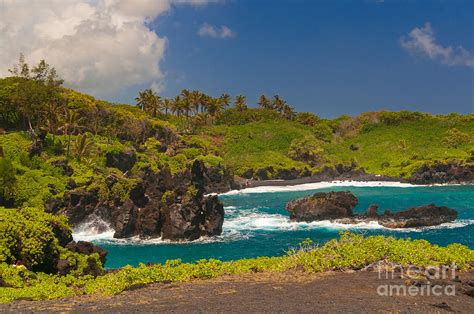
top-left (0, 56), bottom-right (473, 303)
top-left (1, 232), bottom-right (473, 303)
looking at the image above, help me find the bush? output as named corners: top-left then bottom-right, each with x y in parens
top-left (312, 123), bottom-right (333, 142)
top-left (295, 112), bottom-right (320, 127)
top-left (0, 158), bottom-right (16, 203)
top-left (379, 111), bottom-right (426, 126)
top-left (288, 136), bottom-right (324, 166)
top-left (0, 207), bottom-right (71, 271)
top-left (442, 128), bottom-right (472, 148)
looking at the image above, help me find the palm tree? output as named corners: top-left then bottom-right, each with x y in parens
top-left (180, 89), bottom-right (192, 117)
top-left (162, 98), bottom-right (172, 115)
top-left (219, 93), bottom-right (231, 109)
top-left (135, 89), bottom-right (154, 112)
top-left (190, 90), bottom-right (202, 113)
top-left (258, 95), bottom-right (272, 110)
top-left (282, 104), bottom-right (296, 120)
top-left (40, 99), bottom-right (66, 134)
top-left (207, 97), bottom-right (223, 119)
top-left (172, 95), bottom-right (183, 117)
top-left (234, 95), bottom-right (247, 112)
top-left (74, 133), bottom-right (94, 161)
top-left (59, 109), bottom-right (83, 158)
top-left (135, 88), bottom-right (162, 117)
top-left (272, 95), bottom-right (286, 113)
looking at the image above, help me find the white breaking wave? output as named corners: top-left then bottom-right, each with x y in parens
top-left (72, 205), bottom-right (474, 245)
top-left (224, 211), bottom-right (384, 233)
top-left (219, 181), bottom-right (428, 195)
top-left (73, 217), bottom-right (115, 242)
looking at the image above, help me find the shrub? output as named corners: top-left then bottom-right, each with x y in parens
top-left (0, 158), bottom-right (16, 203)
top-left (288, 136), bottom-right (324, 166)
top-left (312, 123), bottom-right (333, 142)
top-left (379, 111), bottom-right (426, 126)
top-left (0, 207), bottom-right (71, 271)
top-left (442, 128), bottom-right (472, 148)
top-left (295, 112), bottom-right (320, 127)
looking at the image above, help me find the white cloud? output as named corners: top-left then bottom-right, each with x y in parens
top-left (400, 22), bottom-right (474, 68)
top-left (0, 0), bottom-right (215, 96)
top-left (198, 23), bottom-right (235, 39)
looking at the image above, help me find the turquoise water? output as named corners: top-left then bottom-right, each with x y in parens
top-left (83, 184), bottom-right (474, 268)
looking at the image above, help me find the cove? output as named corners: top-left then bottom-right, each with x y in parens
top-left (75, 184), bottom-right (474, 269)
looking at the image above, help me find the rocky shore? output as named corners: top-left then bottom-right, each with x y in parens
top-left (286, 191), bottom-right (458, 228)
top-left (47, 159), bottom-right (225, 241)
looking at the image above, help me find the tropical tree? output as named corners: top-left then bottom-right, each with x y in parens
top-left (258, 95), bottom-right (272, 110)
top-left (207, 97), bottom-right (224, 120)
top-left (8, 54), bottom-right (63, 133)
top-left (219, 93), bottom-right (231, 109)
top-left (180, 89), bottom-right (193, 117)
top-left (272, 95), bottom-right (286, 114)
top-left (59, 109), bottom-right (83, 158)
top-left (234, 95), bottom-right (247, 112)
top-left (135, 89), bottom-right (160, 117)
top-left (74, 133), bottom-right (95, 161)
top-left (162, 98), bottom-right (172, 115)
top-left (190, 90), bottom-right (202, 113)
top-left (282, 104), bottom-right (296, 120)
top-left (172, 95), bottom-right (183, 117)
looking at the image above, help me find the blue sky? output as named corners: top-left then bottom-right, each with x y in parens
top-left (1, 0), bottom-right (473, 117)
top-left (138, 0), bottom-right (473, 117)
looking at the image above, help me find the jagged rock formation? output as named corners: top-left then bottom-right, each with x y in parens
top-left (47, 160), bottom-right (225, 241)
top-left (286, 191), bottom-right (458, 228)
top-left (409, 161), bottom-right (474, 184)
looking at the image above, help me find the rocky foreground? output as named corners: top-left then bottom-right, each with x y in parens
top-left (286, 191), bottom-right (458, 228)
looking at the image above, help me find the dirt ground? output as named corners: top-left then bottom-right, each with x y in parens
top-left (2, 270), bottom-right (474, 313)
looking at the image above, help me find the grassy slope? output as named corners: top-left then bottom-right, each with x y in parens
top-left (203, 120), bottom-right (313, 175)
top-left (200, 117), bottom-right (474, 178)
top-left (324, 118), bottom-right (474, 177)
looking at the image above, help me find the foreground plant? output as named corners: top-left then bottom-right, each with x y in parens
top-left (1, 232), bottom-right (472, 303)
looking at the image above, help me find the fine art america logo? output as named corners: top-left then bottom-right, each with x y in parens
top-left (377, 264), bottom-right (457, 297)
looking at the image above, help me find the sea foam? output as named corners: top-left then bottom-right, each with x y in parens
top-left (219, 181), bottom-right (427, 195)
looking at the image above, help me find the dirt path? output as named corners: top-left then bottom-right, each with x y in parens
top-left (2, 271), bottom-right (474, 313)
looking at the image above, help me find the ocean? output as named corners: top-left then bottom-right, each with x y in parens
top-left (73, 182), bottom-right (474, 268)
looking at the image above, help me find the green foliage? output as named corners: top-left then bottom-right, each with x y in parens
top-left (1, 233), bottom-right (472, 303)
top-left (379, 111), bottom-right (427, 126)
top-left (211, 120), bottom-right (314, 176)
top-left (295, 112), bottom-right (321, 127)
top-left (0, 158), bottom-right (16, 201)
top-left (322, 117), bottom-right (474, 177)
top-left (312, 122), bottom-right (333, 142)
top-left (442, 128), bottom-right (472, 148)
top-left (288, 136), bottom-right (324, 166)
top-left (0, 207), bottom-right (70, 269)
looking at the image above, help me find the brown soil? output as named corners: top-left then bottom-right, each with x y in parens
top-left (2, 270), bottom-right (474, 313)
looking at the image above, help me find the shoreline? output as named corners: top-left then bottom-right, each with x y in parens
top-left (220, 178), bottom-right (471, 195)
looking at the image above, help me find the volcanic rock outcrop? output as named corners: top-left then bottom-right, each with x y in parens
top-left (286, 191), bottom-right (457, 228)
top-left (47, 160), bottom-right (225, 241)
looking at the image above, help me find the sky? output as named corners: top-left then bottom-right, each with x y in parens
top-left (0, 0), bottom-right (473, 117)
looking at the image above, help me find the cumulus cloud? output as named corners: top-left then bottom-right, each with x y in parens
top-left (198, 23), bottom-right (235, 39)
top-left (400, 22), bottom-right (474, 68)
top-left (0, 0), bottom-right (215, 96)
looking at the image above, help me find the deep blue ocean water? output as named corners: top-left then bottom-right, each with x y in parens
top-left (78, 184), bottom-right (474, 268)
